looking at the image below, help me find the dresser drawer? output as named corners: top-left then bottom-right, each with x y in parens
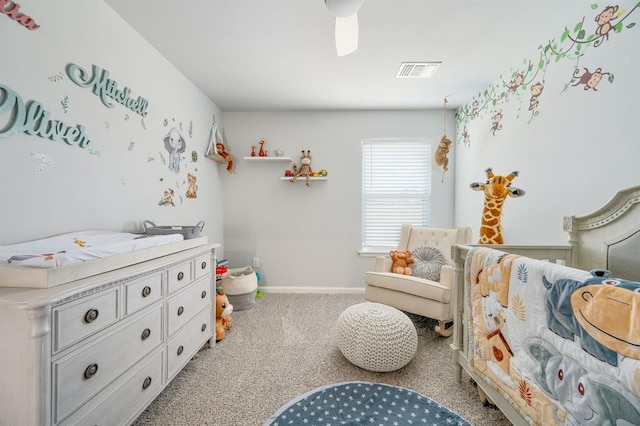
top-left (59, 350), bottom-right (164, 426)
top-left (125, 272), bottom-right (163, 316)
top-left (167, 307), bottom-right (211, 380)
top-left (52, 305), bottom-right (163, 423)
top-left (194, 252), bottom-right (212, 281)
top-left (166, 277), bottom-right (211, 337)
top-left (53, 287), bottom-right (120, 353)
top-left (166, 259), bottom-right (192, 294)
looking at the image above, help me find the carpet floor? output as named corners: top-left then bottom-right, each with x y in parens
top-left (132, 293), bottom-right (511, 426)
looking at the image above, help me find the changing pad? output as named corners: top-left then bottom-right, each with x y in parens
top-left (0, 231), bottom-right (184, 269)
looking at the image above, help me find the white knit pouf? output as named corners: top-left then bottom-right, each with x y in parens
top-left (336, 302), bottom-right (418, 372)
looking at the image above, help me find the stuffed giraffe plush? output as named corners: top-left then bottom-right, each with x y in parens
top-left (470, 168), bottom-right (525, 244)
top-left (290, 150), bottom-right (313, 187)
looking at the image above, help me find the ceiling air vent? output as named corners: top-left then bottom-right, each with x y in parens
top-left (396, 62), bottom-right (441, 79)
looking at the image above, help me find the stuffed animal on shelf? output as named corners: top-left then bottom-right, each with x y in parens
top-left (390, 250), bottom-right (414, 275)
top-left (290, 150), bottom-right (313, 187)
top-left (215, 142), bottom-right (234, 173)
top-left (215, 289), bottom-right (234, 341)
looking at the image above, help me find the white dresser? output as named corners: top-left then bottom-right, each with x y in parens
top-left (0, 243), bottom-right (218, 425)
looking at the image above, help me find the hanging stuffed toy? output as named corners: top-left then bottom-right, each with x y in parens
top-left (434, 98), bottom-right (452, 183)
top-left (470, 168), bottom-right (526, 244)
top-left (215, 142), bottom-right (234, 173)
top-left (205, 115), bottom-right (234, 173)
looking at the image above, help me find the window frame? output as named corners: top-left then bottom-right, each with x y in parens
top-left (360, 137), bottom-right (432, 254)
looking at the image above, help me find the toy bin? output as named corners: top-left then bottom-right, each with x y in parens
top-left (220, 266), bottom-right (258, 311)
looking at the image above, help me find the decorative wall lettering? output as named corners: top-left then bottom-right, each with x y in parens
top-left (0, 84), bottom-right (91, 148)
top-left (65, 63), bottom-right (149, 117)
top-left (0, 0), bottom-right (40, 30)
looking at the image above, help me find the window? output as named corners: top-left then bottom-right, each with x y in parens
top-left (361, 138), bottom-right (431, 253)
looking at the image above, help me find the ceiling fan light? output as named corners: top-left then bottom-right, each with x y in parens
top-left (325, 0), bottom-right (364, 17)
top-left (335, 15), bottom-right (358, 56)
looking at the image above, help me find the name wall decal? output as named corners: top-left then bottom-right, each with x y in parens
top-left (66, 63), bottom-right (150, 117)
top-left (0, 84), bottom-right (91, 148)
top-left (1, 0), bottom-right (40, 30)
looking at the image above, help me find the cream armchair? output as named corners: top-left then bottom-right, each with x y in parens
top-left (364, 224), bottom-right (471, 336)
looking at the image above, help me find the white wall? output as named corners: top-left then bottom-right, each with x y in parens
top-left (454, 1), bottom-right (640, 245)
top-left (221, 110), bottom-right (456, 289)
top-left (1, 1), bottom-right (225, 247)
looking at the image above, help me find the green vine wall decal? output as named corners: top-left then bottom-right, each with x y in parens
top-left (456, 2), bottom-right (639, 145)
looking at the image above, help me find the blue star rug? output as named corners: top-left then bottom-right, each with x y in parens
top-left (263, 381), bottom-right (471, 425)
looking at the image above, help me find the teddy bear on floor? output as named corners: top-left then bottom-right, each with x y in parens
top-left (390, 250), bottom-right (414, 275)
top-left (216, 289), bottom-right (234, 341)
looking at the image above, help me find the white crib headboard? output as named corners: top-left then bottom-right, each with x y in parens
top-left (564, 184), bottom-right (640, 281)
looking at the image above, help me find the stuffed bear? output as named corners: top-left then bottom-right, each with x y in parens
top-left (216, 289), bottom-right (234, 341)
top-left (390, 250), bottom-right (414, 275)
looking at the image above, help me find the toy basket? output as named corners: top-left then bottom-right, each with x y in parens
top-left (220, 266), bottom-right (258, 311)
top-left (143, 220), bottom-right (205, 240)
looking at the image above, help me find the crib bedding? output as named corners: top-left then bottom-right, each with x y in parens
top-left (465, 246), bottom-right (640, 425)
top-left (0, 231), bottom-right (184, 269)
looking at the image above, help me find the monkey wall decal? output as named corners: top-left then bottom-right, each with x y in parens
top-left (572, 67), bottom-right (612, 91)
top-left (471, 100), bottom-right (480, 116)
top-left (507, 73), bottom-right (524, 94)
top-left (528, 82), bottom-right (544, 115)
top-left (490, 110), bottom-right (504, 135)
top-left (594, 5), bottom-right (619, 46)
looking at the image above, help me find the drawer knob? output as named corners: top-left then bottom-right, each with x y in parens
top-left (177, 271), bottom-right (184, 281)
top-left (201, 323), bottom-right (207, 332)
top-left (142, 286), bottom-right (151, 297)
top-left (141, 328), bottom-right (151, 340)
top-left (201, 261), bottom-right (207, 270)
top-left (84, 363), bottom-right (99, 379)
top-left (142, 376), bottom-right (152, 390)
top-left (84, 309), bottom-right (99, 323)
top-left (201, 290), bottom-right (207, 299)
top-left (177, 345), bottom-right (184, 356)
top-left (177, 306), bottom-right (184, 316)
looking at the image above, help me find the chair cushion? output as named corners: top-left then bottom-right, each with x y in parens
top-left (365, 271), bottom-right (450, 302)
top-left (410, 245), bottom-right (446, 281)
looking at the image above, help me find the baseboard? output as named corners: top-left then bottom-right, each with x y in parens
top-left (259, 286), bottom-right (365, 294)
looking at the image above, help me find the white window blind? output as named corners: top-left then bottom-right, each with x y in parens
top-left (361, 139), bottom-right (431, 252)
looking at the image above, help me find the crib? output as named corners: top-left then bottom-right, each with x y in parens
top-left (451, 184), bottom-right (640, 425)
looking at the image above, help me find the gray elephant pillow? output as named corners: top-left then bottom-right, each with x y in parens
top-left (410, 245), bottom-right (447, 281)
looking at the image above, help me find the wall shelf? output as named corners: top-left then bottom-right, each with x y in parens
top-left (244, 156), bottom-right (292, 162)
top-left (281, 177), bottom-right (328, 182)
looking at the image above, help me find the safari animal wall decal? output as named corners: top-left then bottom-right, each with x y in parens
top-left (471, 168), bottom-right (526, 244)
top-left (456, 2), bottom-right (639, 145)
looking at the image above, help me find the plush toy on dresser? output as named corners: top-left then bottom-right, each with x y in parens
top-left (215, 289), bottom-right (234, 341)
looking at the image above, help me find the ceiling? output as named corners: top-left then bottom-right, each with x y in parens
top-left (105, 0), bottom-right (584, 111)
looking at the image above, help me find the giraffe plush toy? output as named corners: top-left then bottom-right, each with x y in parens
top-left (470, 168), bottom-right (525, 244)
top-left (290, 150), bottom-right (313, 187)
